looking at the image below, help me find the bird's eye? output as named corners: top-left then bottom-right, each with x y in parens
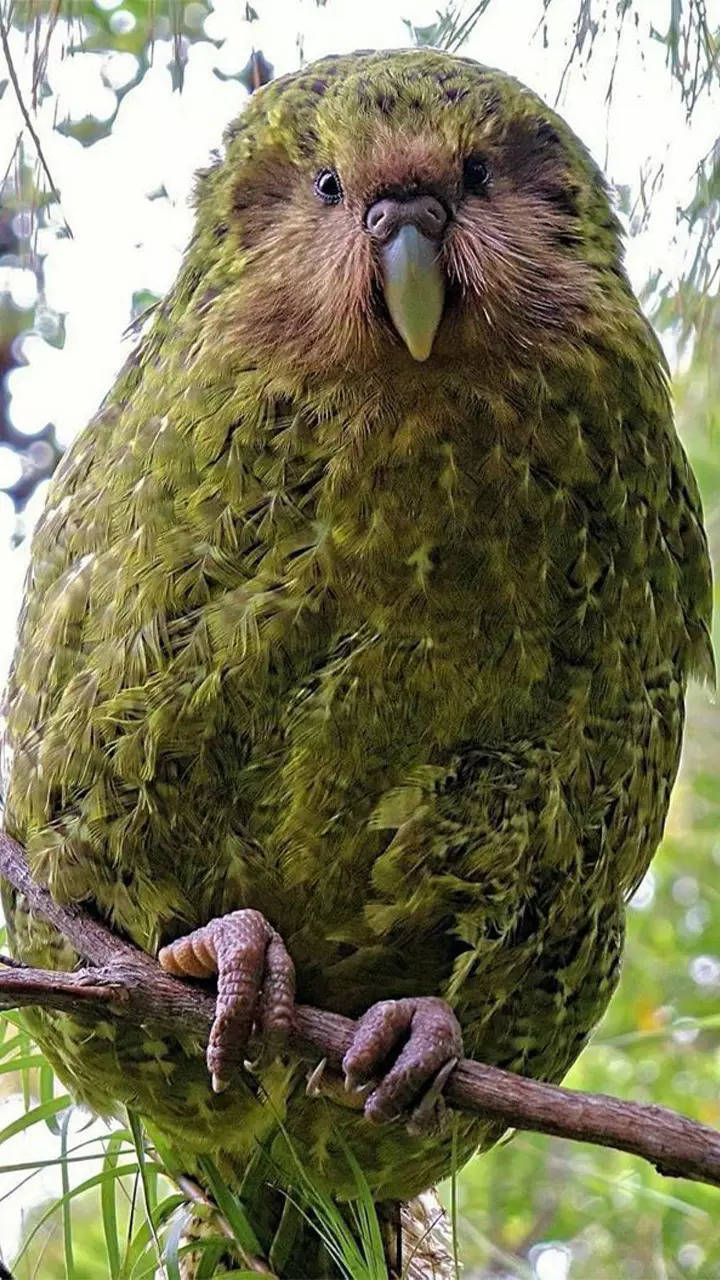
top-left (314, 168), bottom-right (343, 204)
top-left (463, 154), bottom-right (492, 194)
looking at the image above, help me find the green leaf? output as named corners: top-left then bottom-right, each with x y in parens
top-left (0, 1093), bottom-right (71, 1145)
top-left (197, 1156), bottom-right (263, 1259)
top-left (124, 1194), bottom-right (187, 1277)
top-left (161, 1208), bottom-right (188, 1280)
top-left (101, 1132), bottom-right (123, 1280)
top-left (12, 1161), bottom-right (144, 1267)
top-left (40, 1062), bottom-right (61, 1132)
top-left (60, 1107), bottom-right (76, 1279)
top-left (195, 1237), bottom-right (229, 1278)
top-left (0, 1053), bottom-right (46, 1074)
top-left (127, 1109), bottom-right (164, 1275)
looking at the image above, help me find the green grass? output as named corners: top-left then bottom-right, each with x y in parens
top-left (0, 1009), bottom-right (404, 1279)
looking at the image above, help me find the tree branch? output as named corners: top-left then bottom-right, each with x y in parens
top-left (1, 828), bottom-right (720, 1191)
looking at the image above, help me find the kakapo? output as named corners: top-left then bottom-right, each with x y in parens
top-left (2, 47), bottom-right (713, 1278)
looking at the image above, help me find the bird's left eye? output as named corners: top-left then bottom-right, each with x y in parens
top-left (463, 154), bottom-right (492, 194)
top-left (314, 169), bottom-right (343, 204)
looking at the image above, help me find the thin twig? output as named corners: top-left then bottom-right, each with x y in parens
top-left (0, 2), bottom-right (71, 234)
top-left (1, 828), bottom-right (720, 1193)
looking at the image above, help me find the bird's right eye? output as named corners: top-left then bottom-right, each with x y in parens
top-left (314, 168), bottom-right (343, 204)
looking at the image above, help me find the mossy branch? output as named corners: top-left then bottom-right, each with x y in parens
top-left (1, 827), bottom-right (720, 1192)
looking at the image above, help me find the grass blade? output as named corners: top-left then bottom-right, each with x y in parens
top-left (59, 1107), bottom-right (75, 1279)
top-left (0, 1093), bottom-right (71, 1145)
top-left (125, 1194), bottom-right (187, 1277)
top-left (451, 1119), bottom-right (460, 1280)
top-left (101, 1131), bottom-right (123, 1280)
top-left (12, 1161), bottom-right (144, 1267)
top-left (127, 1109), bottom-right (164, 1276)
top-left (0, 1053), bottom-right (46, 1075)
top-left (162, 1206), bottom-right (188, 1280)
top-left (197, 1155), bottom-right (264, 1259)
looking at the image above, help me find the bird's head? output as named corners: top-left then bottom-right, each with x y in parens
top-left (191, 49), bottom-right (627, 385)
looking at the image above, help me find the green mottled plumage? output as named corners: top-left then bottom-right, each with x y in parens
top-left (2, 48), bottom-right (713, 1275)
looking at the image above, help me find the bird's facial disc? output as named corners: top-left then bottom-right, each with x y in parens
top-left (365, 195), bottom-right (447, 361)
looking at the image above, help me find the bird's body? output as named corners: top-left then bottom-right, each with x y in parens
top-left (2, 48), bottom-right (713, 1275)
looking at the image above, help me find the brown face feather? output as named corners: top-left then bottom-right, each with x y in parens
top-left (444, 192), bottom-right (594, 343)
top-left (205, 53), bottom-right (624, 382)
top-left (227, 184), bottom-right (379, 371)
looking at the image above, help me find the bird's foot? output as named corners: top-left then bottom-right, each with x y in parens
top-left (158, 910), bottom-right (295, 1093)
top-left (342, 996), bottom-right (462, 1136)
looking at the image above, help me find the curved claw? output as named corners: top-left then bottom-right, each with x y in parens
top-left (158, 909), bottom-right (296, 1092)
top-left (306, 1057), bottom-right (328, 1097)
top-left (342, 996), bottom-right (463, 1134)
top-left (406, 1055), bottom-right (459, 1136)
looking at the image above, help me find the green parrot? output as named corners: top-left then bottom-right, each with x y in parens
top-left (1, 47), bottom-right (714, 1278)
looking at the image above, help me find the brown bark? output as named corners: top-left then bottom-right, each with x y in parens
top-left (1, 827), bottom-right (719, 1192)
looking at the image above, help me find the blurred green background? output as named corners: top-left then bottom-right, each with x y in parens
top-left (0, 3), bottom-right (718, 1277)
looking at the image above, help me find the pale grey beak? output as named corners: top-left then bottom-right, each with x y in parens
top-left (380, 224), bottom-right (445, 362)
